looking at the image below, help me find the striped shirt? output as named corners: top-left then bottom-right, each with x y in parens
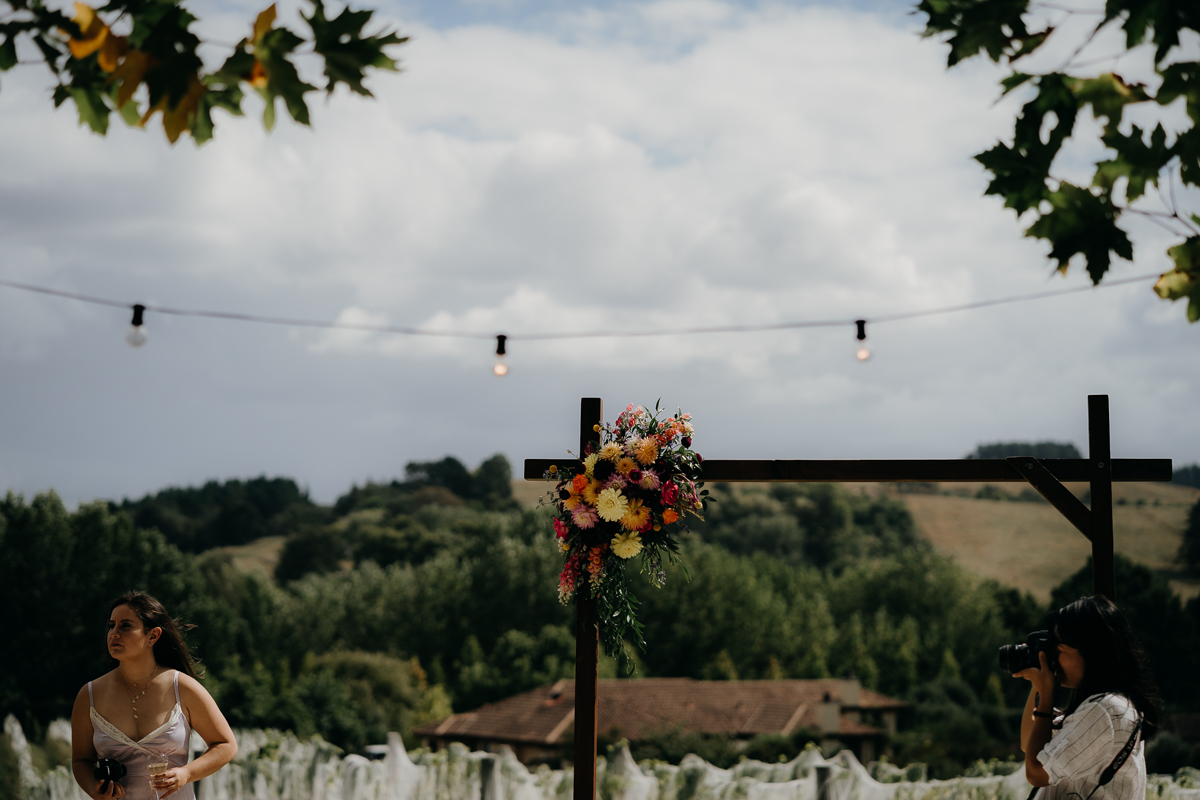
top-left (1036, 693), bottom-right (1145, 800)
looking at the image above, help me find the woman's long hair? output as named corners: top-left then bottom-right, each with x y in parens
top-left (108, 592), bottom-right (202, 680)
top-left (1049, 595), bottom-right (1160, 736)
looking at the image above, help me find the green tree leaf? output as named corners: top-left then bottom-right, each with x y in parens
top-left (917, 0), bottom-right (1034, 67)
top-left (1024, 182), bottom-right (1132, 283)
top-left (1154, 237), bottom-right (1200, 322)
top-left (305, 0), bottom-right (407, 97)
top-left (0, 34), bottom-right (17, 70)
top-left (1095, 123), bottom-right (1169, 202)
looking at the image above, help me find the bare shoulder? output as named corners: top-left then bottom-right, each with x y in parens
top-left (176, 672), bottom-right (215, 703)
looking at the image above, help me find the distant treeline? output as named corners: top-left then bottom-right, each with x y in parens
top-left (1175, 464), bottom-right (1200, 489)
top-left (4, 457), bottom-right (1200, 777)
top-left (966, 442), bottom-right (1083, 459)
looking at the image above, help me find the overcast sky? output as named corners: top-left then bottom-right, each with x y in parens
top-left (1, 0), bottom-right (1197, 507)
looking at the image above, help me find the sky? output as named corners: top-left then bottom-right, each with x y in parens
top-left (0, 0), bottom-right (1197, 507)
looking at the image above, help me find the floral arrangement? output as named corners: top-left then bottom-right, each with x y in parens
top-left (544, 402), bottom-right (708, 658)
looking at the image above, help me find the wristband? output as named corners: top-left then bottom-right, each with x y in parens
top-left (1032, 710), bottom-right (1055, 720)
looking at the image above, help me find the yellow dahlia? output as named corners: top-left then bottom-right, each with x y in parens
top-left (599, 443), bottom-right (623, 461)
top-left (621, 498), bottom-right (651, 531)
top-left (633, 437), bottom-right (658, 466)
top-left (616, 456), bottom-right (637, 476)
top-left (582, 479), bottom-right (601, 505)
top-left (611, 531), bottom-right (643, 559)
top-left (583, 453), bottom-right (598, 476)
top-left (596, 488), bottom-right (628, 522)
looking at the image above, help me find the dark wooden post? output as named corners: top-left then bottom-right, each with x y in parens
top-left (1089, 395), bottom-right (1116, 601)
top-left (574, 398), bottom-right (602, 800)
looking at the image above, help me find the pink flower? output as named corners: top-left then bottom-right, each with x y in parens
top-left (638, 469), bottom-right (662, 490)
top-left (661, 481), bottom-right (680, 506)
top-left (553, 518), bottom-right (570, 539)
top-left (572, 505), bottom-right (599, 529)
top-left (605, 473), bottom-right (628, 490)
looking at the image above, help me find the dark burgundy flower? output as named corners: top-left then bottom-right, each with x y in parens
top-left (629, 469), bottom-right (643, 483)
top-left (593, 459), bottom-right (615, 481)
top-left (559, 489), bottom-right (571, 500)
top-left (681, 436), bottom-right (692, 448)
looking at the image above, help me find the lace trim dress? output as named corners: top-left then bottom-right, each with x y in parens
top-left (89, 671), bottom-right (195, 800)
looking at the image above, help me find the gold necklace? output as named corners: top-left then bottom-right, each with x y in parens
top-left (124, 666), bottom-right (160, 721)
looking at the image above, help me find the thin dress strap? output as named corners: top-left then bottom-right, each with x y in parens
top-left (173, 670), bottom-right (181, 706)
top-left (88, 681), bottom-right (94, 707)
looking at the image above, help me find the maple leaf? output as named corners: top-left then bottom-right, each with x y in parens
top-left (140, 73), bottom-right (205, 143)
top-left (1154, 238), bottom-right (1200, 322)
top-left (108, 48), bottom-right (154, 108)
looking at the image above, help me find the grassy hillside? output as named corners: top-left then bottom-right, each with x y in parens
top-left (895, 481), bottom-right (1199, 602)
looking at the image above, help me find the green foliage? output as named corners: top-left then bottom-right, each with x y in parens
top-left (1146, 732), bottom-right (1200, 774)
top-left (690, 484), bottom-right (923, 570)
top-left (1181, 499), bottom-right (1200, 574)
top-left (274, 526), bottom-right (347, 583)
top-left (892, 677), bottom-right (1020, 779)
top-left (967, 441), bottom-right (1082, 459)
top-left (112, 476), bottom-right (323, 552)
top-left (919, 0), bottom-right (1200, 320)
top-left (1174, 464), bottom-right (1200, 489)
top-left (0, 0), bottom-right (406, 144)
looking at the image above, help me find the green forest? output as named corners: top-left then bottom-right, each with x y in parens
top-left (3, 456), bottom-right (1200, 780)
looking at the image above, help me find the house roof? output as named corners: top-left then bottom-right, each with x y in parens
top-left (414, 678), bottom-right (905, 746)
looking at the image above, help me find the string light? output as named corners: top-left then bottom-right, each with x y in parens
top-left (494, 334), bottom-right (508, 376)
top-left (127, 304), bottom-right (147, 347)
top-left (0, 273), bottom-right (1163, 367)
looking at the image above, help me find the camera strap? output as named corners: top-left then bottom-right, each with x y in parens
top-left (1096, 713), bottom-right (1143, 787)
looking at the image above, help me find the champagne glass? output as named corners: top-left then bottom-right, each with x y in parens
top-left (147, 753), bottom-right (170, 800)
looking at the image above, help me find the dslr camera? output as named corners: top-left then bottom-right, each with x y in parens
top-left (94, 758), bottom-right (127, 785)
top-left (998, 630), bottom-right (1057, 674)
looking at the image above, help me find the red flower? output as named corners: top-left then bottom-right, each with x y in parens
top-left (553, 518), bottom-right (570, 539)
top-left (661, 481), bottom-right (680, 506)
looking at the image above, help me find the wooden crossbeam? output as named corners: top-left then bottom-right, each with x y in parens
top-left (524, 457), bottom-right (1171, 483)
top-left (529, 394), bottom-right (1170, 800)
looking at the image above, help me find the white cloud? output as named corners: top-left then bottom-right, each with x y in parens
top-left (0, 0), bottom-right (1196, 504)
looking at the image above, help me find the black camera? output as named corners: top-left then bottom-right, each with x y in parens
top-left (94, 758), bottom-right (127, 785)
top-left (998, 630), bottom-right (1056, 674)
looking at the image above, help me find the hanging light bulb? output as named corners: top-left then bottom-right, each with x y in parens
top-left (126, 304), bottom-right (148, 347)
top-left (854, 319), bottom-right (869, 361)
top-left (493, 334), bottom-right (508, 376)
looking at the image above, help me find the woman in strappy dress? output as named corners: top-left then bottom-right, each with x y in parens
top-left (70, 592), bottom-right (238, 800)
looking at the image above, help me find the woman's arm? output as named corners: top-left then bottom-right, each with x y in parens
top-left (153, 675), bottom-right (238, 799)
top-left (152, 674), bottom-right (238, 799)
top-left (1015, 651), bottom-right (1056, 787)
top-left (70, 686), bottom-right (125, 800)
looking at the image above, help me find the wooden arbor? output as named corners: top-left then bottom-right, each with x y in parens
top-left (523, 395), bottom-right (1171, 800)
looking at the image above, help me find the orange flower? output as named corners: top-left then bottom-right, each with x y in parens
top-left (616, 456), bottom-right (637, 476)
top-left (572, 474), bottom-right (588, 493)
top-left (662, 509), bottom-right (679, 524)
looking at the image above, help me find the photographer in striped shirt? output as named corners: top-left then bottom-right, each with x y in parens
top-left (1012, 596), bottom-right (1161, 800)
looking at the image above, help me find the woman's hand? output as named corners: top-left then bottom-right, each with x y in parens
top-left (151, 766), bottom-right (191, 799)
top-left (93, 778), bottom-right (126, 800)
top-left (1015, 650), bottom-right (1057, 702)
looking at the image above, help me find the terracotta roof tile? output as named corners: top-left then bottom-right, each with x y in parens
top-left (413, 679), bottom-right (904, 745)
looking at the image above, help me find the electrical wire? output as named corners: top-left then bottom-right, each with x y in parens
top-left (0, 271), bottom-right (1164, 342)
